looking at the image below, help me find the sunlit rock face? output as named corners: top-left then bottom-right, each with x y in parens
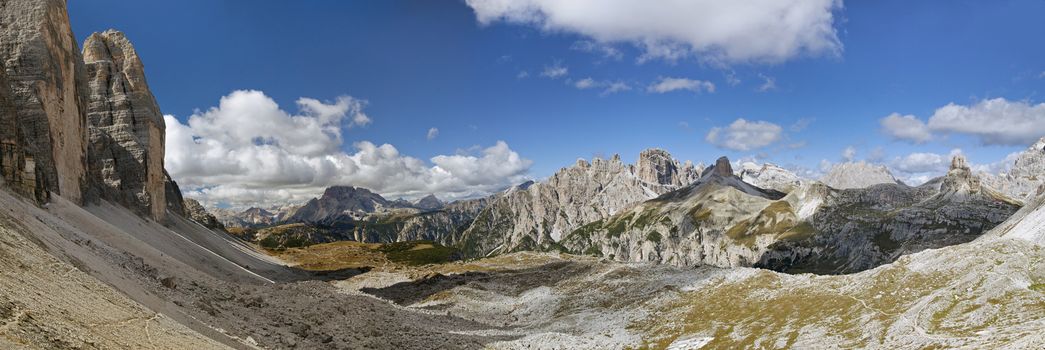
top-left (820, 161), bottom-right (902, 190)
top-left (982, 137), bottom-right (1045, 202)
top-left (0, 0), bottom-right (90, 204)
top-left (83, 30), bottom-right (168, 220)
top-left (457, 149), bottom-right (702, 258)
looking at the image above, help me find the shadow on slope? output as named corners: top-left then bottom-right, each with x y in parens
top-left (0, 189), bottom-right (504, 349)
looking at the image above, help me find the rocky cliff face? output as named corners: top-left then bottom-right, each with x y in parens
top-left (982, 137), bottom-right (1045, 202)
top-left (457, 149), bottom-right (702, 258)
top-left (820, 161), bottom-right (902, 189)
top-left (559, 155), bottom-right (1019, 274)
top-left (738, 162), bottom-right (803, 193)
top-left (559, 156), bottom-right (790, 267)
top-left (215, 207), bottom-right (281, 229)
top-left (182, 198), bottom-right (225, 230)
top-left (353, 197), bottom-right (490, 246)
top-left (413, 194), bottom-right (445, 211)
top-left (285, 186), bottom-right (408, 224)
top-left (759, 156), bottom-right (1020, 273)
top-left (635, 148), bottom-right (698, 186)
top-left (0, 0), bottom-right (89, 204)
top-left (163, 171), bottom-right (186, 217)
top-left (82, 30), bottom-right (168, 220)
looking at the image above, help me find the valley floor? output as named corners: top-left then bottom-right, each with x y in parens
top-left (0, 189), bottom-right (1042, 349)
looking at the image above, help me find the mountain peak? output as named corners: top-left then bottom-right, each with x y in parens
top-left (1033, 137), bottom-right (1045, 152)
top-left (820, 161), bottom-right (900, 189)
top-left (636, 148), bottom-right (681, 185)
top-left (713, 156), bottom-right (733, 177)
top-left (414, 194), bottom-right (445, 210)
top-left (950, 154), bottom-right (970, 172)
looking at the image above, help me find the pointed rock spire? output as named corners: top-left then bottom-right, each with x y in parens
top-left (950, 154), bottom-right (970, 172)
top-left (713, 156), bottom-right (733, 177)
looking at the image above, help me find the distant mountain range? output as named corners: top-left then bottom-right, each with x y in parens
top-left (203, 140), bottom-right (1045, 274)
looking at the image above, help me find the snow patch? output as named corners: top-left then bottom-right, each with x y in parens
top-left (667, 336), bottom-right (714, 349)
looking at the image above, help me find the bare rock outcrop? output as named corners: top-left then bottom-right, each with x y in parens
top-left (457, 149), bottom-right (702, 257)
top-left (635, 148), bottom-right (697, 186)
top-left (739, 162), bottom-right (804, 193)
top-left (413, 194), bottom-right (445, 211)
top-left (285, 186), bottom-right (409, 224)
top-left (982, 137), bottom-right (1045, 202)
top-left (0, 0), bottom-right (89, 204)
top-left (820, 161), bottom-right (902, 189)
top-left (183, 198), bottom-right (225, 230)
top-left (82, 30), bottom-right (168, 221)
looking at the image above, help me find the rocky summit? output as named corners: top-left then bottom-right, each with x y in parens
top-left (83, 30), bottom-right (169, 221)
top-left (738, 161), bottom-right (803, 193)
top-left (982, 136), bottom-right (1045, 202)
top-left (820, 161), bottom-right (903, 189)
top-left (456, 149), bottom-right (702, 257)
top-left (558, 155), bottom-right (1020, 274)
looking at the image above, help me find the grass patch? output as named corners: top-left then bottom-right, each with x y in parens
top-left (646, 230), bottom-right (662, 244)
top-left (778, 222), bottom-right (816, 242)
top-left (378, 240), bottom-right (460, 266)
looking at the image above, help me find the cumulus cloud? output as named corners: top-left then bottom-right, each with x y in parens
top-left (427, 127), bottom-right (439, 140)
top-left (890, 152), bottom-right (949, 173)
top-left (886, 149), bottom-right (964, 185)
top-left (927, 98), bottom-right (1045, 146)
top-left (880, 113), bottom-right (932, 143)
top-left (464, 0), bottom-right (843, 64)
top-left (540, 62), bottom-right (568, 78)
top-left (648, 77), bottom-right (715, 94)
top-left (574, 77), bottom-right (597, 90)
top-left (705, 119), bottom-right (783, 151)
top-left (165, 90), bottom-right (532, 208)
top-left (972, 151), bottom-right (1022, 176)
top-left (881, 98), bottom-right (1045, 146)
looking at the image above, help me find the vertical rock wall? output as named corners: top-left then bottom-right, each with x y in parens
top-left (0, 0), bottom-right (89, 204)
top-left (82, 30), bottom-right (167, 220)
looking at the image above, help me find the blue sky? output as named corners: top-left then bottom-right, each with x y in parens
top-left (69, 0), bottom-right (1045, 207)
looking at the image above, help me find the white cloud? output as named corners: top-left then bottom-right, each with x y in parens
top-left (790, 117), bottom-right (814, 132)
top-left (890, 152), bottom-right (948, 173)
top-left (705, 119), bottom-right (783, 151)
top-left (165, 90), bottom-right (532, 208)
top-left (927, 98), bottom-right (1045, 146)
top-left (540, 62), bottom-right (568, 78)
top-left (574, 77), bottom-right (597, 89)
top-left (427, 127), bottom-right (439, 140)
top-left (883, 98), bottom-right (1045, 146)
top-left (568, 78), bottom-right (632, 95)
top-left (465, 0), bottom-right (843, 64)
top-left (757, 74), bottom-right (777, 92)
top-left (601, 81), bottom-right (631, 96)
top-left (570, 40), bottom-right (623, 60)
top-left (886, 149), bottom-right (965, 185)
top-left (517, 70), bottom-right (530, 79)
top-left (725, 71), bottom-right (741, 86)
top-left (880, 113), bottom-right (932, 143)
top-left (971, 151), bottom-right (1021, 175)
top-left (841, 146), bottom-right (857, 162)
top-left (648, 77), bottom-right (715, 94)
